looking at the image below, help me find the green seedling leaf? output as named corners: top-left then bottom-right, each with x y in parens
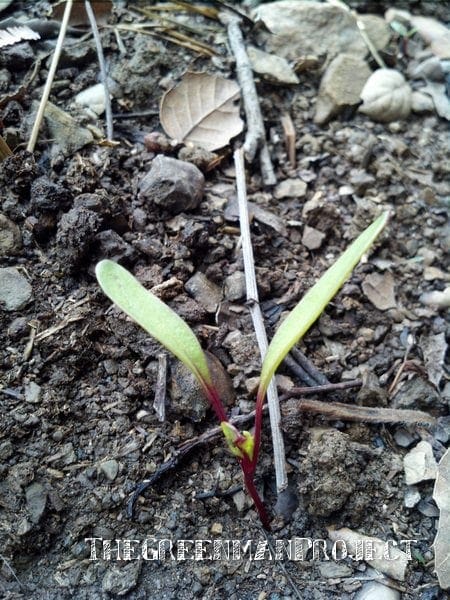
top-left (258, 212), bottom-right (389, 398)
top-left (96, 260), bottom-right (213, 390)
top-left (221, 422), bottom-right (255, 460)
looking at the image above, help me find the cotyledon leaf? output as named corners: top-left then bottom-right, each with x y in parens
top-left (95, 260), bottom-right (213, 389)
top-left (258, 212), bottom-right (390, 398)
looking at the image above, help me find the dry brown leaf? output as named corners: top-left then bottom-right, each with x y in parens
top-left (359, 68), bottom-right (412, 122)
top-left (52, 0), bottom-right (112, 26)
top-left (0, 25), bottom-right (40, 48)
top-left (433, 449), bottom-right (450, 589)
top-left (160, 72), bottom-right (243, 152)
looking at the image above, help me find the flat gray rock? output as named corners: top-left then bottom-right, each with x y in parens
top-left (315, 54), bottom-right (372, 124)
top-left (0, 267), bottom-right (32, 311)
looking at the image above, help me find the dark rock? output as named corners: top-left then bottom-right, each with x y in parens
top-left (94, 230), bottom-right (135, 263)
top-left (30, 176), bottom-right (72, 212)
top-left (0, 42), bottom-right (35, 70)
top-left (56, 207), bottom-right (102, 267)
top-left (25, 482), bottom-right (47, 524)
top-left (393, 377), bottom-right (444, 411)
top-left (185, 272), bottom-right (222, 313)
top-left (58, 44), bottom-right (96, 68)
top-left (0, 213), bottom-right (22, 255)
top-left (139, 155), bottom-right (205, 214)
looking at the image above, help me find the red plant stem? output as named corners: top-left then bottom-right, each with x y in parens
top-left (241, 456), bottom-right (271, 530)
top-left (204, 384), bottom-right (228, 423)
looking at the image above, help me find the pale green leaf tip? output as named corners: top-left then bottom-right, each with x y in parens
top-left (257, 211), bottom-right (390, 399)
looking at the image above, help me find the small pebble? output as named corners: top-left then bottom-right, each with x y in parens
top-left (354, 581), bottom-right (400, 600)
top-left (0, 267), bottom-right (32, 311)
top-left (99, 459), bottom-right (119, 481)
top-left (404, 486), bottom-right (421, 508)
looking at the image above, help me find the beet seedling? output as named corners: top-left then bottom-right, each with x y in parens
top-left (96, 212), bottom-right (389, 529)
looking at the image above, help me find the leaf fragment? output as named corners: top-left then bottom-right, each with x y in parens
top-left (160, 72), bottom-right (244, 151)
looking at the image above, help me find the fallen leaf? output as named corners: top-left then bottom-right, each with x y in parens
top-left (433, 449), bottom-right (450, 589)
top-left (0, 25), bottom-right (40, 47)
top-left (160, 72), bottom-right (243, 152)
top-left (52, 0), bottom-right (112, 26)
top-left (362, 271), bottom-right (396, 310)
top-left (420, 332), bottom-right (447, 388)
top-left (359, 68), bottom-right (412, 122)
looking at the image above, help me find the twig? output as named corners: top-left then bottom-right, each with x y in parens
top-left (234, 146), bottom-right (287, 494)
top-left (290, 346), bottom-right (329, 386)
top-left (281, 113), bottom-right (296, 168)
top-left (85, 0), bottom-right (113, 141)
top-left (27, 0), bottom-right (73, 153)
top-left (279, 379), bottom-right (362, 401)
top-left (283, 354), bottom-right (318, 388)
top-left (283, 399), bottom-right (436, 425)
top-left (221, 12), bottom-right (276, 185)
top-left (153, 353), bottom-right (167, 422)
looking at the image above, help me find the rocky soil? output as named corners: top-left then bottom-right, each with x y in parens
top-left (0, 1), bottom-right (449, 599)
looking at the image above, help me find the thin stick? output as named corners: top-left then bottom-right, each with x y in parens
top-left (221, 12), bottom-right (276, 185)
top-left (283, 399), bottom-right (436, 425)
top-left (85, 0), bottom-right (113, 141)
top-left (290, 346), bottom-right (329, 386)
top-left (234, 146), bottom-right (288, 494)
top-left (27, 0), bottom-right (73, 153)
top-left (279, 379), bottom-right (362, 400)
top-left (153, 353), bottom-right (167, 422)
top-left (281, 112), bottom-right (296, 169)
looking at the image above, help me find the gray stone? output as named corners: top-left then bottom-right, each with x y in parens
top-left (274, 178), bottom-right (307, 199)
top-left (0, 213), bottom-right (22, 255)
top-left (169, 361), bottom-right (208, 422)
top-left (411, 91), bottom-right (434, 113)
top-left (37, 101), bottom-right (94, 158)
top-left (248, 46), bottom-right (299, 84)
top-left (317, 562), bottom-right (353, 578)
top-left (315, 54), bottom-right (372, 124)
top-left (393, 377), bottom-right (443, 410)
top-left (254, 1), bottom-right (390, 63)
top-left (185, 271), bottom-right (221, 313)
top-left (224, 271), bottom-right (246, 302)
top-left (25, 482), bottom-right (47, 524)
top-left (102, 562), bottom-right (141, 596)
top-left (139, 155), bottom-right (204, 214)
top-left (24, 382), bottom-right (41, 404)
top-left (354, 581), bottom-right (400, 600)
top-left (403, 441), bottom-right (437, 485)
top-left (0, 267), bottom-right (32, 311)
top-left (99, 459), bottom-right (119, 481)
top-left (410, 56), bottom-right (445, 81)
top-left (404, 486), bottom-right (421, 508)
top-left (302, 225), bottom-right (325, 250)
